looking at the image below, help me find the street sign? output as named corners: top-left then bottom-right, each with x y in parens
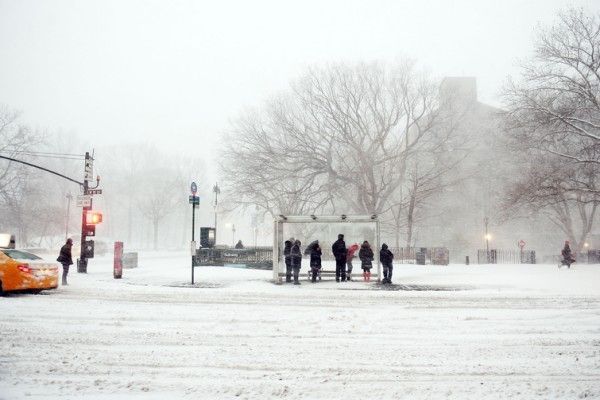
top-left (84, 157), bottom-right (93, 181)
top-left (518, 240), bottom-right (526, 249)
top-left (76, 195), bottom-right (91, 207)
top-left (189, 195), bottom-right (200, 205)
top-left (191, 182), bottom-right (197, 195)
top-left (88, 189), bottom-right (103, 195)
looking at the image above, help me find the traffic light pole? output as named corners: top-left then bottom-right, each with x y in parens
top-left (77, 152), bottom-right (102, 273)
top-left (78, 153), bottom-right (91, 273)
top-left (78, 176), bottom-right (90, 273)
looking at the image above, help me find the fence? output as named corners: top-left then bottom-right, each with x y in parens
top-left (547, 250), bottom-right (600, 264)
top-left (477, 249), bottom-right (536, 264)
top-left (194, 247), bottom-right (273, 269)
top-left (193, 244), bottom-right (451, 269)
top-left (389, 247), bottom-right (450, 265)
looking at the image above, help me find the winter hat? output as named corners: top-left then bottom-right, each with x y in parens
top-left (382, 243), bottom-right (388, 250)
top-left (338, 234), bottom-right (344, 240)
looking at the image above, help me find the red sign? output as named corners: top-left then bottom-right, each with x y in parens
top-left (518, 240), bottom-right (526, 249)
top-left (114, 241), bottom-right (123, 279)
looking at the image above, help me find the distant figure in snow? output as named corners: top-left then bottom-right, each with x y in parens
top-left (235, 240), bottom-right (244, 249)
top-left (346, 243), bottom-right (359, 281)
top-left (309, 242), bottom-right (322, 283)
top-left (332, 234), bottom-right (347, 282)
top-left (560, 240), bottom-right (575, 268)
top-left (290, 240), bottom-right (303, 285)
top-left (358, 241), bottom-right (374, 282)
top-left (284, 240), bottom-right (293, 283)
top-left (56, 238), bottom-right (73, 286)
top-left (380, 243), bottom-right (394, 284)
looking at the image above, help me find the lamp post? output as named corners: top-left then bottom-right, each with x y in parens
top-left (232, 224), bottom-right (236, 247)
top-left (225, 223), bottom-right (236, 247)
top-left (65, 192), bottom-right (73, 240)
top-left (213, 182), bottom-right (220, 243)
top-left (484, 216), bottom-right (490, 262)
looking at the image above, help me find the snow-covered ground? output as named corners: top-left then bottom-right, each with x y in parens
top-left (1, 251), bottom-right (599, 399)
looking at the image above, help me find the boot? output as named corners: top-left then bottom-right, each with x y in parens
top-left (367, 271), bottom-right (371, 282)
top-left (363, 271), bottom-right (367, 281)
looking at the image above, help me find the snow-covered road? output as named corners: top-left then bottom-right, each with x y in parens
top-left (1, 252), bottom-right (599, 399)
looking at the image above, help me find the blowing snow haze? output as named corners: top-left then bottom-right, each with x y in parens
top-left (0, 0), bottom-right (599, 253)
top-left (0, 0), bottom-right (595, 163)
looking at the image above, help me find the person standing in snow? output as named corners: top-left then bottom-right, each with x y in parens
top-left (332, 234), bottom-right (347, 282)
top-left (290, 240), bottom-right (303, 285)
top-left (359, 241), bottom-right (374, 282)
top-left (309, 242), bottom-right (322, 283)
top-left (56, 238), bottom-right (73, 286)
top-left (560, 240), bottom-right (575, 268)
top-left (283, 240), bottom-right (293, 282)
top-left (380, 243), bottom-right (394, 284)
top-left (346, 243), bottom-right (359, 281)
top-left (235, 240), bottom-right (244, 249)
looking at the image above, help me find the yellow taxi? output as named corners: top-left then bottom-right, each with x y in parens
top-left (0, 237), bottom-right (59, 294)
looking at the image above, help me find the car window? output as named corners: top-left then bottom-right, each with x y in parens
top-left (1, 250), bottom-right (43, 260)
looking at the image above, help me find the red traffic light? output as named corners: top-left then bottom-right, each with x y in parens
top-left (86, 211), bottom-right (103, 225)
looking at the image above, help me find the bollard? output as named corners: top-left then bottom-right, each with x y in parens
top-left (114, 241), bottom-right (123, 279)
top-left (465, 255), bottom-right (469, 265)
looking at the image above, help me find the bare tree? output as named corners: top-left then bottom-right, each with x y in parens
top-left (0, 105), bottom-right (42, 197)
top-left (221, 61), bottom-right (443, 220)
top-left (502, 8), bottom-right (600, 251)
top-left (504, 8), bottom-right (600, 193)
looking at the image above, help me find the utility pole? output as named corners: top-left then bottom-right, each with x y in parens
top-left (213, 182), bottom-right (220, 243)
top-left (65, 192), bottom-right (72, 240)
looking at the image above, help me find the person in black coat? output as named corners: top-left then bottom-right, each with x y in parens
top-left (290, 240), bottom-right (302, 285)
top-left (380, 243), bottom-right (394, 284)
top-left (235, 240), bottom-right (244, 249)
top-left (560, 240), bottom-right (575, 268)
top-left (332, 234), bottom-right (347, 282)
top-left (358, 241), bottom-right (374, 282)
top-left (309, 243), bottom-right (322, 283)
top-left (56, 238), bottom-right (74, 285)
top-left (283, 240), bottom-right (293, 282)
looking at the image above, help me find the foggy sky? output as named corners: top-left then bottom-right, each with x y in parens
top-left (1, 0), bottom-right (598, 181)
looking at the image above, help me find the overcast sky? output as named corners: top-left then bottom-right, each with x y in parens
top-left (1, 0), bottom-right (598, 180)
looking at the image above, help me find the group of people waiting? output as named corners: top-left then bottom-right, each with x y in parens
top-left (283, 233), bottom-right (395, 285)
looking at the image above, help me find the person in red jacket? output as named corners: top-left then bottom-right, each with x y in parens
top-left (346, 243), bottom-right (359, 281)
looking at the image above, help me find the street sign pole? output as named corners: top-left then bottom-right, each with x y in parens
top-left (190, 182), bottom-right (198, 284)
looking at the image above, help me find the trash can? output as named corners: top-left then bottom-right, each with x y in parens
top-left (416, 248), bottom-right (426, 265)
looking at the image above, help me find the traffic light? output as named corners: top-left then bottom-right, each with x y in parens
top-left (86, 211), bottom-right (103, 225)
top-left (83, 211), bottom-right (102, 238)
